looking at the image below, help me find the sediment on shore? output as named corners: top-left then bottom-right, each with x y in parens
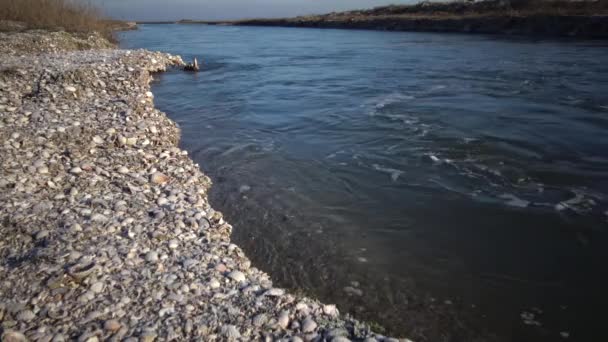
top-left (0, 30), bottom-right (398, 341)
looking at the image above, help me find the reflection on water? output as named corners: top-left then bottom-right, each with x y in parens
top-left (121, 25), bottom-right (608, 342)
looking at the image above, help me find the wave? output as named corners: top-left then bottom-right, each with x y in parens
top-left (372, 164), bottom-right (404, 182)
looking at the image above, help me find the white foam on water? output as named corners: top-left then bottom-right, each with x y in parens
top-left (372, 164), bottom-right (404, 182)
top-left (368, 92), bottom-right (415, 115)
top-left (554, 190), bottom-right (599, 214)
top-left (499, 194), bottom-right (530, 208)
top-left (429, 85), bottom-right (446, 91)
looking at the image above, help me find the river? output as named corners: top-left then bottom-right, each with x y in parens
top-left (121, 25), bottom-right (608, 342)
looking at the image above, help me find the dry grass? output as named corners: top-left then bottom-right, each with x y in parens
top-left (0, 0), bottom-right (115, 40)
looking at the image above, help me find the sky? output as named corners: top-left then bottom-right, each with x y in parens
top-left (93, 0), bottom-right (417, 21)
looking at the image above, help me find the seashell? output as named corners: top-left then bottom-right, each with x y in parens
top-left (150, 172), bottom-right (169, 185)
top-left (67, 261), bottom-right (97, 280)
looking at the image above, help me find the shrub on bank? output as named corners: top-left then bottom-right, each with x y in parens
top-left (0, 0), bottom-right (114, 40)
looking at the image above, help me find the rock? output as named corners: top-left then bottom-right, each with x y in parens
top-left (35, 230), bottom-right (49, 240)
top-left (168, 239), bottom-right (179, 249)
top-left (90, 281), bottom-right (104, 293)
top-left (65, 86), bottom-right (77, 92)
top-left (92, 135), bottom-right (104, 144)
top-left (145, 251), bottom-right (159, 263)
top-left (209, 278), bottom-right (221, 289)
top-left (323, 304), bottom-right (339, 317)
top-left (264, 288), bottom-right (285, 297)
top-left (278, 311), bottom-right (290, 329)
top-left (70, 167), bottom-right (83, 174)
top-left (302, 317), bottom-right (317, 333)
top-left (37, 166), bottom-right (49, 174)
top-left (227, 270), bottom-right (246, 282)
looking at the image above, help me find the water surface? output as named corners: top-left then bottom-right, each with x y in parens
top-left (121, 25), bottom-right (608, 342)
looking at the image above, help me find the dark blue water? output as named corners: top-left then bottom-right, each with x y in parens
top-left (121, 25), bottom-right (608, 342)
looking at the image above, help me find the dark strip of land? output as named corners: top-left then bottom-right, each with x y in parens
top-left (147, 1), bottom-right (608, 38)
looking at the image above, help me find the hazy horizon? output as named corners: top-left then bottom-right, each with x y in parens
top-left (93, 0), bottom-right (417, 21)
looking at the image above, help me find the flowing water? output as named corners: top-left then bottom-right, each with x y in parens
top-left (121, 25), bottom-right (608, 342)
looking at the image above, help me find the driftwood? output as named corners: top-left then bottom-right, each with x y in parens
top-left (184, 57), bottom-right (200, 72)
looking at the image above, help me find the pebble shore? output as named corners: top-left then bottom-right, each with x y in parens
top-left (0, 30), bottom-right (402, 341)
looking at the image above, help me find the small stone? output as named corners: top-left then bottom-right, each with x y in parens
top-left (90, 281), bottom-right (104, 293)
top-left (150, 172), bottom-right (169, 185)
top-left (264, 288), bottom-right (285, 297)
top-left (209, 278), bottom-right (221, 289)
top-left (125, 137), bottom-right (137, 146)
top-left (168, 239), bottom-right (179, 249)
top-left (104, 319), bottom-right (121, 332)
top-left (277, 311), bottom-right (289, 329)
top-left (65, 86), bottom-right (77, 92)
top-left (146, 251), bottom-right (159, 263)
top-left (92, 136), bottom-right (104, 144)
top-left (301, 317), bottom-right (317, 333)
top-left (35, 230), bottom-right (49, 240)
top-left (117, 166), bottom-right (129, 174)
top-left (323, 304), bottom-right (339, 317)
top-left (157, 197), bottom-right (168, 206)
top-left (37, 166), bottom-right (49, 174)
top-left (17, 309), bottom-right (35, 321)
top-left (91, 214), bottom-right (108, 223)
top-left (227, 270), bottom-right (245, 282)
top-left (70, 167), bottom-right (82, 174)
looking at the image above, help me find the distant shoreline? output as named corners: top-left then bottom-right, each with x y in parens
top-left (136, 0), bottom-right (608, 39)
top-left (136, 14), bottom-right (608, 39)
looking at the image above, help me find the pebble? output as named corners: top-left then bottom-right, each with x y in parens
top-left (265, 288), bottom-right (285, 297)
top-left (90, 281), bottom-right (104, 293)
top-left (209, 278), bottom-right (221, 289)
top-left (65, 86), bottom-right (77, 92)
top-left (168, 239), bottom-right (179, 249)
top-left (302, 317), bottom-right (317, 333)
top-left (145, 251), bottom-right (159, 263)
top-left (227, 270), bottom-right (246, 282)
top-left (278, 311), bottom-right (290, 329)
top-left (69, 167), bottom-right (82, 174)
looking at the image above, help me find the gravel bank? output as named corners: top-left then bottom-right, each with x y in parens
top-left (0, 31), bottom-right (401, 341)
